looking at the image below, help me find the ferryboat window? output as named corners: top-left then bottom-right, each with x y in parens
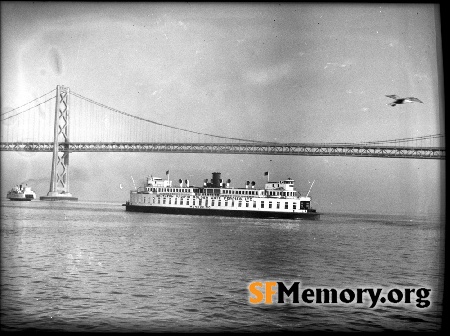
top-left (163, 198), bottom-right (166, 204)
top-left (180, 199), bottom-right (184, 205)
top-left (246, 201), bottom-right (249, 207)
top-left (232, 200), bottom-right (235, 207)
top-left (269, 201), bottom-right (272, 209)
top-left (253, 201), bottom-right (256, 208)
top-left (225, 200), bottom-right (228, 206)
top-left (285, 202), bottom-right (289, 209)
top-left (211, 200), bottom-right (215, 206)
top-left (158, 197), bottom-right (161, 204)
top-left (238, 201), bottom-right (242, 207)
top-left (277, 202), bottom-right (280, 209)
top-left (300, 201), bottom-right (305, 209)
top-left (169, 198), bottom-right (171, 204)
top-left (293, 202), bottom-right (297, 210)
top-left (218, 200), bottom-right (221, 206)
top-left (261, 201), bottom-right (264, 208)
top-left (174, 198), bottom-right (177, 205)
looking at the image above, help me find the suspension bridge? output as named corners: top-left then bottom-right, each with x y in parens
top-left (0, 85), bottom-right (445, 200)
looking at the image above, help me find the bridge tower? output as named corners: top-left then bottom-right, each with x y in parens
top-left (40, 85), bottom-right (78, 201)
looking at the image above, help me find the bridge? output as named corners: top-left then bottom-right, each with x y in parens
top-left (1, 85), bottom-right (445, 200)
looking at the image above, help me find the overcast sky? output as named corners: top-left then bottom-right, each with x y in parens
top-left (1, 2), bottom-right (444, 215)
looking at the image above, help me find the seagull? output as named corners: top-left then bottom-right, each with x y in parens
top-left (385, 95), bottom-right (423, 106)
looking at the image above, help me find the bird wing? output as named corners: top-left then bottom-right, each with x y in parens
top-left (407, 97), bottom-right (423, 103)
top-left (386, 95), bottom-right (400, 99)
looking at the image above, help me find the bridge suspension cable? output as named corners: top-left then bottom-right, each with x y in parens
top-left (70, 91), bottom-right (272, 144)
top-left (0, 89), bottom-right (56, 117)
top-left (361, 134), bottom-right (444, 145)
top-left (0, 96), bottom-right (55, 121)
top-left (1, 89), bottom-right (57, 143)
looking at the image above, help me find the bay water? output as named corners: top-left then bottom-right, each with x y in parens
top-left (1, 200), bottom-right (444, 332)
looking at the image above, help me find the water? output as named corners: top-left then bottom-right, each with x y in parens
top-left (1, 200), bottom-right (444, 332)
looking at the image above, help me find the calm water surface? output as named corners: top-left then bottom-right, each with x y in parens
top-left (1, 200), bottom-right (444, 332)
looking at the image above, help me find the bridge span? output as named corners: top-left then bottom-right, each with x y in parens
top-left (0, 141), bottom-right (445, 159)
top-left (0, 85), bottom-right (446, 200)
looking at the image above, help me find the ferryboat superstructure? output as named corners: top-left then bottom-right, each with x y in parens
top-left (124, 172), bottom-right (319, 220)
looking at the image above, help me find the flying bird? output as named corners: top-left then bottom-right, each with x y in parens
top-left (385, 95), bottom-right (423, 106)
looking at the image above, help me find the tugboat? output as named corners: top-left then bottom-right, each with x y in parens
top-left (123, 172), bottom-right (319, 220)
top-left (7, 184), bottom-right (36, 201)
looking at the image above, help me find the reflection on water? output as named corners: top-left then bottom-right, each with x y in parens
top-left (1, 200), bottom-right (444, 332)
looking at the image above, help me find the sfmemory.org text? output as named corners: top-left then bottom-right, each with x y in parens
top-left (248, 281), bottom-right (431, 309)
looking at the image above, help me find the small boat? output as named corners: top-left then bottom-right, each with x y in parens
top-left (7, 184), bottom-right (36, 201)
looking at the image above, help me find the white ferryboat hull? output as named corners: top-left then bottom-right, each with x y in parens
top-left (124, 202), bottom-right (319, 220)
top-left (7, 193), bottom-right (36, 201)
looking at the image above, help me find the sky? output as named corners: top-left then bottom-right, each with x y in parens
top-left (0, 2), bottom-right (445, 215)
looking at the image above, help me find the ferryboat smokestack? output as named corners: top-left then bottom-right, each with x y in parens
top-left (179, 179), bottom-right (183, 187)
top-left (226, 179), bottom-right (231, 188)
top-left (251, 181), bottom-right (255, 189)
top-left (212, 172), bottom-right (221, 188)
top-left (185, 179), bottom-right (189, 187)
top-left (246, 181), bottom-right (250, 189)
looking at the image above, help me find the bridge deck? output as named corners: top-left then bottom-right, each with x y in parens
top-left (0, 142), bottom-right (445, 159)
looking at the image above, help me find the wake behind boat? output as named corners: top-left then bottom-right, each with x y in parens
top-left (123, 172), bottom-right (319, 220)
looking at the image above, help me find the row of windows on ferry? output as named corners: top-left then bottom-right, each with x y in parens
top-left (145, 187), bottom-right (297, 197)
top-left (142, 196), bottom-right (310, 209)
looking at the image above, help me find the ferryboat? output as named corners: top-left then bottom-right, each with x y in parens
top-left (123, 172), bottom-right (319, 220)
top-left (7, 184), bottom-right (36, 201)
